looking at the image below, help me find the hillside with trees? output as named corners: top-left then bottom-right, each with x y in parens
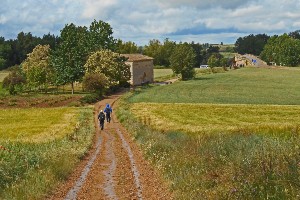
top-left (234, 34), bottom-right (270, 56)
top-left (260, 33), bottom-right (300, 66)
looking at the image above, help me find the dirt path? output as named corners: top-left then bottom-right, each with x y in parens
top-left (49, 92), bottom-right (172, 200)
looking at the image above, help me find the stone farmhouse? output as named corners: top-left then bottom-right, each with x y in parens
top-left (122, 54), bottom-right (154, 86)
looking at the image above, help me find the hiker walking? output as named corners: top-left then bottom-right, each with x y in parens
top-left (104, 103), bottom-right (113, 123)
top-left (98, 110), bottom-right (105, 130)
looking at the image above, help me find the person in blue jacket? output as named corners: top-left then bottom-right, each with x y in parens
top-left (104, 103), bottom-right (113, 123)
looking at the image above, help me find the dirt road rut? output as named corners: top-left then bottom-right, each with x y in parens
top-left (49, 93), bottom-right (172, 200)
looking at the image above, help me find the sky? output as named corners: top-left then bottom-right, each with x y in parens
top-left (1, 0), bottom-right (300, 46)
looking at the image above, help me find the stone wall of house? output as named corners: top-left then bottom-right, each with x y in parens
top-left (127, 60), bottom-right (154, 85)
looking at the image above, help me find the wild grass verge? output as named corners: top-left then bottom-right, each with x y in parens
top-left (0, 82), bottom-right (8, 97)
top-left (116, 93), bottom-right (300, 199)
top-left (0, 107), bottom-right (95, 199)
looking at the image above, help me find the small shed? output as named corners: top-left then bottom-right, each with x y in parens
top-left (122, 54), bottom-right (154, 86)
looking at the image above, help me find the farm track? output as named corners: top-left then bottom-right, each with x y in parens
top-left (49, 92), bottom-right (172, 200)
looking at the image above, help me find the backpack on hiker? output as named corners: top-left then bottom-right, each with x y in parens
top-left (104, 104), bottom-right (112, 123)
top-left (99, 112), bottom-right (105, 121)
top-left (98, 110), bottom-right (105, 130)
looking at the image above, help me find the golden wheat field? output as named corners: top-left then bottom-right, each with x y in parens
top-left (0, 107), bottom-right (80, 143)
top-left (131, 103), bottom-right (300, 135)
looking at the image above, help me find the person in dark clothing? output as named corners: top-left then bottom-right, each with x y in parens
top-left (98, 110), bottom-right (105, 130)
top-left (104, 103), bottom-right (113, 123)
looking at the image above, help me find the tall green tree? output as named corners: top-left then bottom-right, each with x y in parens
top-left (51, 23), bottom-right (89, 94)
top-left (207, 54), bottom-right (220, 72)
top-left (84, 50), bottom-right (131, 86)
top-left (15, 32), bottom-right (40, 64)
top-left (88, 19), bottom-right (116, 52)
top-left (202, 45), bottom-right (222, 65)
top-left (22, 44), bottom-right (53, 90)
top-left (260, 34), bottom-right (300, 66)
top-left (0, 32), bottom-right (62, 70)
top-left (0, 37), bottom-right (12, 70)
top-left (144, 38), bottom-right (177, 67)
top-left (115, 39), bottom-right (139, 54)
top-left (41, 33), bottom-right (60, 50)
top-left (160, 38), bottom-right (176, 67)
top-left (144, 39), bottom-right (163, 66)
top-left (235, 34), bottom-right (270, 55)
top-left (288, 30), bottom-right (300, 40)
top-left (170, 43), bottom-right (196, 80)
top-left (190, 41), bottom-right (204, 67)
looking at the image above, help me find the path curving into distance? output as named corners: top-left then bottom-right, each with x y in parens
top-left (48, 91), bottom-right (173, 200)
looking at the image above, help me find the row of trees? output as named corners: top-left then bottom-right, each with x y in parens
top-left (6, 20), bottom-right (300, 95)
top-left (234, 34), bottom-right (270, 56)
top-left (234, 33), bottom-right (298, 56)
top-left (142, 38), bottom-right (222, 68)
top-left (0, 33), bottom-right (60, 70)
top-left (3, 20), bottom-right (131, 95)
top-left (260, 34), bottom-right (300, 67)
top-left (167, 42), bottom-right (233, 80)
top-left (0, 29), bottom-right (141, 71)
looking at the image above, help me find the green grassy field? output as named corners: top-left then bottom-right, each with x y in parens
top-left (153, 68), bottom-right (175, 82)
top-left (130, 67), bottom-right (300, 105)
top-left (0, 107), bottom-right (94, 199)
top-left (118, 67), bottom-right (300, 199)
top-left (154, 68), bottom-right (173, 78)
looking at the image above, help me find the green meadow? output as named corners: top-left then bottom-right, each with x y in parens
top-left (153, 68), bottom-right (175, 82)
top-left (0, 107), bottom-right (94, 199)
top-left (118, 67), bottom-right (300, 199)
top-left (131, 67), bottom-right (300, 105)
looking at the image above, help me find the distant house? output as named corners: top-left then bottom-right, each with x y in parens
top-left (122, 54), bottom-right (154, 86)
top-left (234, 55), bottom-right (247, 67)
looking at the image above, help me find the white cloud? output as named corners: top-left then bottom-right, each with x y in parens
top-left (292, 21), bottom-right (300, 29)
top-left (0, 15), bottom-right (7, 24)
top-left (80, 0), bottom-right (118, 19)
top-left (0, 0), bottom-right (300, 45)
top-left (154, 0), bottom-right (253, 9)
top-left (230, 5), bottom-right (262, 17)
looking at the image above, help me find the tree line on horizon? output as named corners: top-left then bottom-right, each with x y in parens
top-left (1, 20), bottom-right (131, 95)
top-left (1, 27), bottom-right (300, 71)
top-left (1, 20), bottom-right (300, 95)
top-left (235, 30), bottom-right (300, 66)
top-left (0, 32), bottom-right (226, 71)
top-left (0, 20), bottom-right (233, 95)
